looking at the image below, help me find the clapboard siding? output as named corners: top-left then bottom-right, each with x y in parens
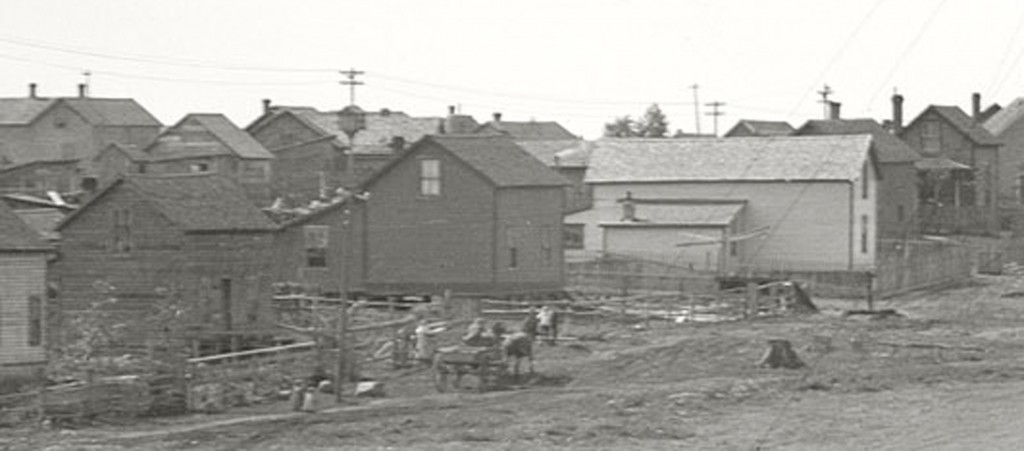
top-left (582, 180), bottom-right (871, 272)
top-left (0, 254), bottom-right (47, 365)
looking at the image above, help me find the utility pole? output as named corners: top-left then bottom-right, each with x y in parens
top-left (691, 84), bottom-right (702, 135)
top-left (339, 68), bottom-right (365, 106)
top-left (817, 84), bottom-right (834, 119)
top-left (705, 101), bottom-right (726, 136)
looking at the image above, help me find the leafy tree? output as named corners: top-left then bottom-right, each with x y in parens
top-left (638, 103), bottom-right (669, 138)
top-left (603, 116), bottom-right (639, 137)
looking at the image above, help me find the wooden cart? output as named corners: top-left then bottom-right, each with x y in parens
top-left (432, 345), bottom-right (508, 392)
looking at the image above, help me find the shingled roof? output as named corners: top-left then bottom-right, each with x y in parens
top-left (253, 107), bottom-right (442, 154)
top-left (0, 201), bottom-right (51, 251)
top-left (724, 120), bottom-right (795, 137)
top-left (586, 135), bottom-right (875, 183)
top-left (184, 114), bottom-right (274, 160)
top-left (477, 120), bottom-right (578, 141)
top-left (59, 173), bottom-right (278, 232)
top-left (363, 134), bottom-right (569, 189)
top-left (984, 97), bottom-right (1024, 136)
top-left (794, 119), bottom-right (920, 163)
top-left (0, 97), bottom-right (161, 127)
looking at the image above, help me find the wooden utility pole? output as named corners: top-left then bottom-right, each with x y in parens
top-left (705, 101), bottom-right (726, 136)
top-left (339, 68), bottom-right (364, 106)
top-left (690, 84), bottom-right (701, 135)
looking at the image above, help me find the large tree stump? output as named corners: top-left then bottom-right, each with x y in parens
top-left (758, 339), bottom-right (805, 369)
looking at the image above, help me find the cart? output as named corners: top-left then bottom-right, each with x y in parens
top-left (432, 345), bottom-right (509, 392)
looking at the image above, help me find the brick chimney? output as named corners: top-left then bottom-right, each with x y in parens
top-left (828, 101), bottom-right (842, 120)
top-left (892, 93), bottom-right (904, 135)
top-left (262, 98), bottom-right (272, 114)
top-left (78, 83), bottom-right (87, 98)
top-left (972, 92), bottom-right (981, 121)
top-left (29, 83), bottom-right (37, 98)
top-left (492, 112), bottom-right (502, 122)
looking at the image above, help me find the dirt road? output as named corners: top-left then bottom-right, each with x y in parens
top-left (9, 276), bottom-right (1024, 450)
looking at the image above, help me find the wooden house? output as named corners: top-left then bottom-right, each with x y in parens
top-left (899, 97), bottom-right (1002, 235)
top-left (984, 97), bottom-right (1024, 206)
top-left (0, 84), bottom-right (161, 177)
top-left (354, 134), bottom-right (569, 296)
top-left (0, 201), bottom-right (51, 377)
top-left (724, 120), bottom-right (795, 137)
top-left (794, 117), bottom-right (921, 239)
top-left (94, 114), bottom-right (275, 205)
top-left (246, 103), bottom-right (444, 204)
top-left (566, 136), bottom-right (880, 273)
top-left (0, 159), bottom-right (82, 198)
top-left (53, 173), bottom-right (279, 351)
top-left (474, 113), bottom-right (578, 141)
top-left (513, 139), bottom-right (593, 213)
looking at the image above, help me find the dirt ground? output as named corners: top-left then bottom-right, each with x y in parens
top-left (8, 275), bottom-right (1024, 450)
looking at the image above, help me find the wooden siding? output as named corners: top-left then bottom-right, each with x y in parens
top-left (273, 210), bottom-right (351, 295)
top-left (583, 181), bottom-right (869, 271)
top-left (992, 115), bottom-right (1024, 205)
top-left (604, 226), bottom-right (726, 272)
top-left (877, 162), bottom-right (918, 238)
top-left (494, 187), bottom-right (565, 290)
top-left (54, 186), bottom-right (275, 346)
top-left (362, 142), bottom-right (495, 293)
top-left (0, 254), bottom-right (47, 366)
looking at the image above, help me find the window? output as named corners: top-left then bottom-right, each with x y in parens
top-left (420, 159), bottom-right (441, 196)
top-left (28, 295), bottom-right (42, 347)
top-left (861, 215), bottom-right (869, 254)
top-left (564, 224), bottom-right (584, 250)
top-left (304, 225), bottom-right (329, 267)
top-left (189, 162), bottom-right (210, 173)
top-left (112, 208), bottom-right (132, 254)
top-left (922, 120), bottom-right (941, 155)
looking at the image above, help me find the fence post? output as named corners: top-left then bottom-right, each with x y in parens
top-left (745, 281), bottom-right (758, 319)
top-left (865, 271), bottom-right (875, 311)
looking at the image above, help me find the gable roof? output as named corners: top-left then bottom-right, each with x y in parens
top-left (794, 118), bottom-right (920, 163)
top-left (139, 114), bottom-right (274, 162)
top-left (362, 134), bottom-right (569, 190)
top-left (724, 120), bottom-right (795, 137)
top-left (181, 114), bottom-right (274, 160)
top-left (58, 173), bottom-right (278, 232)
top-left (0, 97), bottom-right (162, 127)
top-left (909, 105), bottom-right (1002, 146)
top-left (984, 97), bottom-right (1024, 136)
top-left (0, 98), bottom-right (53, 125)
top-left (0, 200), bottom-right (51, 251)
top-left (476, 120), bottom-right (577, 141)
top-left (14, 208), bottom-right (65, 241)
top-left (250, 107), bottom-right (442, 154)
top-left (586, 135), bottom-right (875, 183)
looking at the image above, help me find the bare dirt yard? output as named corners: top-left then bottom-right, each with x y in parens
top-left (9, 275), bottom-right (1024, 450)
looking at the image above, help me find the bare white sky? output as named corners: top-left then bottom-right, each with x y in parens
top-left (1, 0), bottom-right (1021, 137)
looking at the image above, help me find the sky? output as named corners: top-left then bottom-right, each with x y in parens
top-left (1, 0), bottom-right (1023, 138)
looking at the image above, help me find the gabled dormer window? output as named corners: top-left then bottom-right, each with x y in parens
top-left (420, 159), bottom-right (441, 196)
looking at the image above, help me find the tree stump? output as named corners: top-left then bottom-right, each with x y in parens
top-left (758, 339), bottom-right (805, 369)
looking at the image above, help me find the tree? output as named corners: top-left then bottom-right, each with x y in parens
top-left (638, 103), bottom-right (669, 138)
top-left (603, 116), bottom-right (639, 138)
top-left (603, 104), bottom-right (673, 138)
